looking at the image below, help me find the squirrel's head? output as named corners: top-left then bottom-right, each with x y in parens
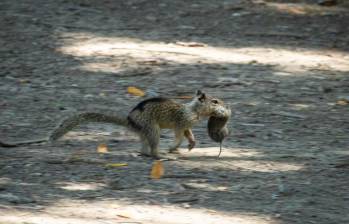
top-left (190, 90), bottom-right (230, 117)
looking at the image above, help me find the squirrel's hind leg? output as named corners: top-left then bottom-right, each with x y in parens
top-left (140, 137), bottom-right (152, 157)
top-left (139, 123), bottom-right (160, 159)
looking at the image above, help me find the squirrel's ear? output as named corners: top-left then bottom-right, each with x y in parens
top-left (196, 90), bottom-right (203, 96)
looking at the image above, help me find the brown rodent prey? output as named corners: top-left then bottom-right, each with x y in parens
top-left (207, 107), bottom-right (231, 157)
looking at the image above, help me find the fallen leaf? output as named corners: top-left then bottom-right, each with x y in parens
top-left (116, 212), bottom-right (131, 219)
top-left (97, 143), bottom-right (108, 153)
top-left (336, 100), bottom-right (348, 106)
top-left (151, 160), bottom-right (164, 179)
top-left (127, 86), bottom-right (145, 97)
top-left (105, 163), bottom-right (128, 168)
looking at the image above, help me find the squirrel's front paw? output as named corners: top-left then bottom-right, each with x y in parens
top-left (188, 140), bottom-right (196, 151)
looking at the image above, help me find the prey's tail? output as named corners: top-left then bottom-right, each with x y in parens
top-left (49, 112), bottom-right (128, 141)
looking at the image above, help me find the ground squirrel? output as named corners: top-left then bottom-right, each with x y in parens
top-left (0, 90), bottom-right (230, 159)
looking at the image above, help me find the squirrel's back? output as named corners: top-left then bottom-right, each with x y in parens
top-left (128, 97), bottom-right (194, 130)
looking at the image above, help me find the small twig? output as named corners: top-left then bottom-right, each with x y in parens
top-left (169, 198), bottom-right (199, 204)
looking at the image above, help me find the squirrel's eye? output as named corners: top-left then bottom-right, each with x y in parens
top-left (211, 99), bottom-right (218, 104)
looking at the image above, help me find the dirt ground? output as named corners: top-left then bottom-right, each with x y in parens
top-left (0, 0), bottom-right (348, 223)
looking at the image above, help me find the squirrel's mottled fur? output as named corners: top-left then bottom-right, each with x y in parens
top-left (0, 90), bottom-right (230, 159)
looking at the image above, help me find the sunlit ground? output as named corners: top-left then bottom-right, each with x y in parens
top-left (178, 147), bottom-right (304, 173)
top-left (49, 125), bottom-right (306, 173)
top-left (58, 33), bottom-right (349, 74)
top-left (0, 199), bottom-right (279, 224)
top-left (57, 182), bottom-right (107, 191)
top-left (50, 126), bottom-right (306, 174)
top-left (265, 2), bottom-right (347, 15)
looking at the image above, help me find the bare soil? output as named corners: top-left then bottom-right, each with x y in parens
top-left (0, 0), bottom-right (348, 224)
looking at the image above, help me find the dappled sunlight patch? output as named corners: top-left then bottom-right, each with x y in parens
top-left (180, 147), bottom-right (304, 173)
top-left (56, 181), bottom-right (106, 191)
top-left (273, 71), bottom-right (293, 77)
top-left (79, 62), bottom-right (128, 73)
top-left (110, 204), bottom-right (279, 224)
top-left (288, 103), bottom-right (313, 110)
top-left (0, 177), bottom-right (12, 185)
top-left (265, 2), bottom-right (345, 15)
top-left (185, 159), bottom-right (304, 173)
top-left (0, 199), bottom-right (279, 224)
top-left (180, 146), bottom-right (263, 159)
top-left (57, 33), bottom-right (349, 73)
top-left (332, 150), bottom-right (349, 156)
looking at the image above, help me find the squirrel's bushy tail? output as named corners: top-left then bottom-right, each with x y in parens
top-left (49, 112), bottom-right (128, 141)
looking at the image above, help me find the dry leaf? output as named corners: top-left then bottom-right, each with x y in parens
top-left (116, 212), bottom-right (131, 219)
top-left (105, 163), bottom-right (128, 168)
top-left (336, 100), bottom-right (348, 106)
top-left (97, 143), bottom-right (108, 153)
top-left (151, 160), bottom-right (164, 179)
top-left (127, 86), bottom-right (145, 97)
